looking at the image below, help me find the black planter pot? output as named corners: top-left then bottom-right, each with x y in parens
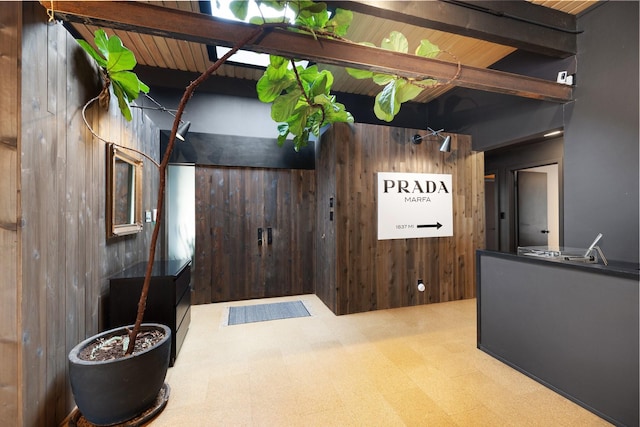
top-left (68, 323), bottom-right (172, 426)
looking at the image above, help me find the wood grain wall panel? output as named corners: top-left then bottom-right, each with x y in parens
top-left (0, 3), bottom-right (21, 426)
top-left (21, 6), bottom-right (52, 424)
top-left (314, 130), bottom-right (337, 312)
top-left (316, 123), bottom-right (484, 315)
top-left (48, 19), bottom-right (69, 423)
top-left (193, 169), bottom-right (210, 304)
top-left (193, 166), bottom-right (315, 303)
top-left (16, 5), bottom-right (161, 425)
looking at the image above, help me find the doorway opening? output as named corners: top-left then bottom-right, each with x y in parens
top-left (484, 136), bottom-right (563, 253)
top-left (515, 164), bottom-right (560, 248)
top-left (484, 173), bottom-right (499, 251)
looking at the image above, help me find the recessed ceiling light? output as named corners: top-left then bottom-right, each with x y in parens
top-left (543, 130), bottom-right (563, 137)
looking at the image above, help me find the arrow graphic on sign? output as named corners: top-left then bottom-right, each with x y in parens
top-left (417, 222), bottom-right (443, 229)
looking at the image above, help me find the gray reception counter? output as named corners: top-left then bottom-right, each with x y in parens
top-left (476, 250), bottom-right (639, 426)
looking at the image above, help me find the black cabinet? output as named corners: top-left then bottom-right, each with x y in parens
top-left (109, 259), bottom-right (191, 366)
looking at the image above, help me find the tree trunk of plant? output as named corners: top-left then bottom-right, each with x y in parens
top-left (126, 26), bottom-right (266, 354)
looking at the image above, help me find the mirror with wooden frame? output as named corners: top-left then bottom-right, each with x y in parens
top-left (106, 143), bottom-right (143, 238)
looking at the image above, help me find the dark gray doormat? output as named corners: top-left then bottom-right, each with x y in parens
top-left (228, 300), bottom-right (310, 325)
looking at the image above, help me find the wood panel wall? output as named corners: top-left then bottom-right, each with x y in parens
top-left (10, 5), bottom-right (160, 425)
top-left (0, 3), bottom-right (22, 425)
top-left (193, 166), bottom-right (315, 304)
top-left (316, 123), bottom-right (485, 315)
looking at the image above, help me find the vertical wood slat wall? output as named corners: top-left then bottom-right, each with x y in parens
top-left (11, 5), bottom-right (160, 426)
top-left (316, 123), bottom-right (485, 315)
top-left (0, 3), bottom-right (21, 426)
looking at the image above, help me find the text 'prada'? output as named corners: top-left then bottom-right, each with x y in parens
top-left (383, 180), bottom-right (450, 194)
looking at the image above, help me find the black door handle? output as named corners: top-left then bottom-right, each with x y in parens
top-left (258, 228), bottom-right (263, 245)
top-left (267, 227), bottom-right (273, 245)
top-left (541, 230), bottom-right (550, 234)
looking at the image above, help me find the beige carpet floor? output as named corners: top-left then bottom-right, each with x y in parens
top-left (150, 295), bottom-right (610, 426)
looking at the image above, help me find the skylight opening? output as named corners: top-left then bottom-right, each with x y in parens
top-left (209, 1), bottom-right (307, 69)
top-left (215, 46), bottom-right (270, 68)
top-left (210, 0), bottom-right (295, 24)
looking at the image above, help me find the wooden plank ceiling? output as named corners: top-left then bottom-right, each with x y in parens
top-left (58, 0), bottom-right (597, 104)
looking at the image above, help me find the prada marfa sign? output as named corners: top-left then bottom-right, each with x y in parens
top-left (377, 172), bottom-right (453, 240)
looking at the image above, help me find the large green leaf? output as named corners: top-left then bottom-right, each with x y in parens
top-left (415, 78), bottom-right (438, 87)
top-left (265, 55), bottom-right (291, 81)
top-left (377, 81), bottom-right (398, 114)
top-left (111, 82), bottom-right (132, 121)
top-left (310, 71), bottom-right (331, 97)
top-left (395, 79), bottom-right (423, 103)
top-left (326, 8), bottom-right (352, 36)
top-left (271, 88), bottom-right (303, 121)
top-left (229, 0), bottom-right (249, 20)
top-left (298, 65), bottom-right (321, 86)
top-left (374, 81), bottom-right (400, 122)
top-left (416, 39), bottom-right (440, 58)
top-left (288, 105), bottom-right (312, 136)
top-left (372, 74), bottom-right (395, 86)
top-left (381, 31), bottom-right (408, 53)
top-left (297, 7), bottom-right (329, 28)
top-left (323, 101), bottom-right (354, 124)
top-left (292, 129), bottom-right (310, 151)
top-left (77, 40), bottom-right (107, 68)
top-left (373, 99), bottom-right (393, 122)
top-left (106, 35), bottom-right (137, 73)
top-left (256, 73), bottom-right (295, 103)
top-left (277, 123), bottom-right (290, 146)
top-left (346, 68), bottom-right (373, 79)
top-left (93, 29), bottom-right (110, 59)
top-left (249, 16), bottom-right (289, 24)
top-left (111, 70), bottom-right (149, 101)
top-left (298, 1), bottom-right (327, 15)
top-left (269, 55), bottom-right (287, 68)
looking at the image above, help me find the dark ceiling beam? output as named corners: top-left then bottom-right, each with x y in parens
top-left (43, 1), bottom-right (572, 103)
top-left (331, 1), bottom-right (577, 58)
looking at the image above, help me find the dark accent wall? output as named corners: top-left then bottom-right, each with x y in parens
top-left (563, 2), bottom-right (639, 265)
top-left (15, 5), bottom-right (161, 425)
top-left (316, 123), bottom-right (485, 315)
top-left (429, 2), bottom-right (639, 264)
top-left (478, 251), bottom-right (639, 426)
top-left (160, 130), bottom-right (315, 169)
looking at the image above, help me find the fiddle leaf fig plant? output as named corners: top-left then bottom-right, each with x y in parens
top-left (257, 58), bottom-right (353, 150)
top-left (77, 29), bottom-right (149, 121)
top-left (232, 1), bottom-right (355, 150)
top-left (346, 31), bottom-right (441, 122)
top-left (74, 0), bottom-right (449, 358)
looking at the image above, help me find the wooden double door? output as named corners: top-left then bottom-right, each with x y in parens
top-left (192, 166), bottom-right (315, 304)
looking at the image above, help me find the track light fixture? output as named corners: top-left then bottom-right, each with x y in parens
top-left (176, 121), bottom-right (191, 142)
top-left (411, 127), bottom-right (451, 152)
top-left (131, 94), bottom-right (191, 141)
